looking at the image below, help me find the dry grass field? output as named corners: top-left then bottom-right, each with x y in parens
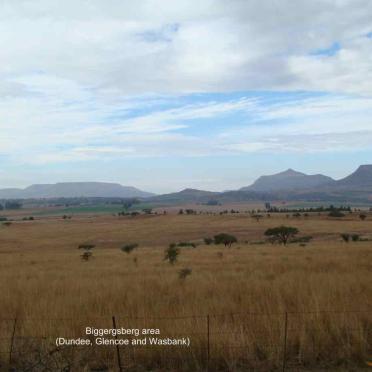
top-left (0, 211), bottom-right (372, 370)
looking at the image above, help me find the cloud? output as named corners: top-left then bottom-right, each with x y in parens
top-left (1, 0), bottom-right (372, 173)
top-left (1, 0), bottom-right (372, 95)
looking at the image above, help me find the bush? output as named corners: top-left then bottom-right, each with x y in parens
top-left (341, 233), bottom-right (350, 242)
top-left (351, 234), bottom-right (360, 242)
top-left (2, 221), bottom-right (12, 227)
top-left (264, 226), bottom-right (299, 245)
top-left (78, 244), bottom-right (95, 250)
top-left (164, 245), bottom-right (180, 264)
top-left (204, 237), bottom-right (214, 245)
top-left (328, 210), bottom-right (345, 218)
top-left (178, 268), bottom-right (192, 280)
top-left (214, 233), bottom-right (238, 247)
top-left (359, 214), bottom-right (367, 221)
top-left (177, 242), bottom-right (196, 248)
top-left (81, 251), bottom-right (92, 261)
top-left (121, 243), bottom-right (139, 254)
top-left (291, 236), bottom-right (313, 243)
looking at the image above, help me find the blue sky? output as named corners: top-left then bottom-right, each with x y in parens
top-left (0, 0), bottom-right (372, 193)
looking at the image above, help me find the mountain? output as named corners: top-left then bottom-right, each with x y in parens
top-left (332, 165), bottom-right (372, 189)
top-left (0, 182), bottom-right (154, 199)
top-left (241, 169), bottom-right (334, 192)
top-left (148, 188), bottom-right (219, 204)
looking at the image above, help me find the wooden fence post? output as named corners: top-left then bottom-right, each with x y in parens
top-left (112, 316), bottom-right (123, 372)
top-left (282, 312), bottom-right (288, 372)
top-left (9, 317), bottom-right (17, 366)
top-left (207, 314), bottom-right (210, 371)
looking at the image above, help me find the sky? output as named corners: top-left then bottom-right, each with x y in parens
top-left (1, 0), bottom-right (372, 193)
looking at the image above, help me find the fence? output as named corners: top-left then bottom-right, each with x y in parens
top-left (1, 310), bottom-right (371, 371)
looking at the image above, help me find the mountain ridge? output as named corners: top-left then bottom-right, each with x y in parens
top-left (0, 182), bottom-right (154, 199)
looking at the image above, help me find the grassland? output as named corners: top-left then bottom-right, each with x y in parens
top-left (0, 211), bottom-right (371, 370)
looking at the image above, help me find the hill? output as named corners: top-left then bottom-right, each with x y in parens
top-left (332, 165), bottom-right (372, 190)
top-left (0, 182), bottom-right (154, 199)
top-left (148, 188), bottom-right (219, 204)
top-left (241, 169), bottom-right (334, 192)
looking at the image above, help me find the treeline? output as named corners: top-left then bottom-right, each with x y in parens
top-left (0, 201), bottom-right (23, 210)
top-left (265, 205), bottom-right (351, 213)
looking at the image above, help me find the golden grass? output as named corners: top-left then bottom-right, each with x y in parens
top-left (0, 213), bottom-right (372, 370)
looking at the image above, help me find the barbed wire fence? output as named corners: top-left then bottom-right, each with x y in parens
top-left (1, 310), bottom-right (371, 371)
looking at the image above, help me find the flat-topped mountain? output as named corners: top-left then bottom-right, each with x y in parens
top-left (0, 182), bottom-right (154, 199)
top-left (241, 169), bottom-right (334, 192)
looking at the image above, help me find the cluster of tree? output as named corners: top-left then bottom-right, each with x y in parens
top-left (0, 201), bottom-right (22, 210)
top-left (203, 233), bottom-right (238, 247)
top-left (178, 209), bottom-right (197, 215)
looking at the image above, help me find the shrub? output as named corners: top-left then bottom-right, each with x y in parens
top-left (328, 210), bottom-right (345, 218)
top-left (81, 251), bottom-right (92, 261)
top-left (121, 243), bottom-right (139, 254)
top-left (214, 233), bottom-right (238, 247)
top-left (359, 214), bottom-right (367, 221)
top-left (291, 236), bottom-right (313, 243)
top-left (2, 221), bottom-right (12, 227)
top-left (264, 226), bottom-right (299, 245)
top-left (164, 245), bottom-right (180, 265)
top-left (341, 233), bottom-right (350, 242)
top-left (251, 214), bottom-right (263, 222)
top-left (78, 244), bottom-right (95, 250)
top-left (178, 268), bottom-right (192, 280)
top-left (204, 237), bottom-right (214, 245)
top-left (177, 242), bottom-right (196, 248)
top-left (351, 234), bottom-right (360, 242)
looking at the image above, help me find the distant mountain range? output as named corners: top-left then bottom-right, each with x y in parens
top-left (0, 182), bottom-right (154, 199)
top-left (1, 165), bottom-right (372, 203)
top-left (148, 165), bottom-right (372, 204)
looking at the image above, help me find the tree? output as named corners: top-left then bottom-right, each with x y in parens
top-left (359, 214), bottom-right (367, 221)
top-left (164, 244), bottom-right (180, 264)
top-left (264, 226), bottom-right (299, 245)
top-left (78, 244), bottom-right (95, 261)
top-left (214, 233), bottom-right (237, 247)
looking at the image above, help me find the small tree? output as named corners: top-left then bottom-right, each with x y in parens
top-left (359, 214), bottom-right (367, 221)
top-left (264, 226), bottom-right (299, 245)
top-left (164, 244), bottom-right (180, 265)
top-left (214, 233), bottom-right (238, 247)
top-left (78, 244), bottom-right (95, 261)
top-left (121, 243), bottom-right (138, 254)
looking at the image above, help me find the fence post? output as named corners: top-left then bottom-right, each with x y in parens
top-left (112, 316), bottom-right (123, 372)
top-left (9, 317), bottom-right (17, 366)
top-left (282, 312), bottom-right (288, 372)
top-left (206, 314), bottom-right (210, 371)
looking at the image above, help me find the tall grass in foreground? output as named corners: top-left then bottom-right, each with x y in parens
top-left (0, 214), bottom-right (371, 370)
